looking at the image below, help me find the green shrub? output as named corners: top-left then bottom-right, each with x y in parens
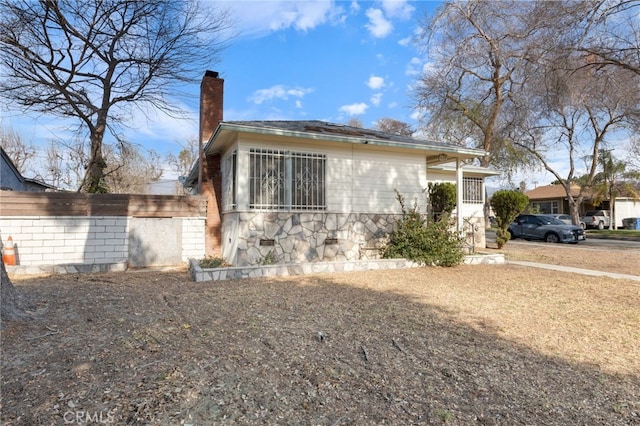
top-left (489, 189), bottom-right (529, 248)
top-left (428, 182), bottom-right (456, 221)
top-left (383, 191), bottom-right (465, 267)
top-left (199, 256), bottom-right (231, 268)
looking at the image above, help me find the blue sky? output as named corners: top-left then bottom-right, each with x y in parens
top-left (219, 0), bottom-right (437, 127)
top-left (2, 0), bottom-right (441, 177)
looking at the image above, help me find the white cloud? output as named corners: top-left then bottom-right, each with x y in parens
top-left (225, 1), bottom-right (347, 37)
top-left (339, 102), bottom-right (368, 116)
top-left (370, 93), bottom-right (383, 106)
top-left (398, 36), bottom-right (412, 47)
top-left (381, 0), bottom-right (415, 20)
top-left (366, 75), bottom-right (385, 90)
top-left (406, 57), bottom-right (422, 76)
top-left (365, 8), bottom-right (393, 38)
top-left (350, 1), bottom-right (360, 14)
top-left (248, 85), bottom-right (313, 104)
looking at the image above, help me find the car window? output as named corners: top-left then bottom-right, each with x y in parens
top-left (537, 216), bottom-right (564, 225)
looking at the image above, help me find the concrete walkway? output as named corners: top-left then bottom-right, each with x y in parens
top-left (508, 260), bottom-right (640, 282)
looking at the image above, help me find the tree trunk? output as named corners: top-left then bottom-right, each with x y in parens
top-left (1, 259), bottom-right (35, 326)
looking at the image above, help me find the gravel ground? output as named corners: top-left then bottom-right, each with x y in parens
top-left (1, 242), bottom-right (639, 425)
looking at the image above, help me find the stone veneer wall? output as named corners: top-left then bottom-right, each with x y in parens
top-left (229, 212), bottom-right (398, 267)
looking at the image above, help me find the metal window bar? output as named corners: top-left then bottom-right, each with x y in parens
top-left (463, 177), bottom-right (483, 204)
top-left (250, 149), bottom-right (286, 209)
top-left (249, 149), bottom-right (326, 210)
top-left (292, 152), bottom-right (325, 210)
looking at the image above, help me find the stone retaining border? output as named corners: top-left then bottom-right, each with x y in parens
top-left (189, 253), bottom-right (505, 282)
top-left (6, 262), bottom-right (128, 276)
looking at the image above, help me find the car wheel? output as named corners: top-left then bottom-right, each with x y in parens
top-left (545, 232), bottom-right (560, 243)
top-left (598, 221), bottom-right (605, 230)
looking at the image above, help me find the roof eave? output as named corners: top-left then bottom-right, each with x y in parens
top-left (183, 122), bottom-right (489, 187)
top-left (215, 122), bottom-right (486, 157)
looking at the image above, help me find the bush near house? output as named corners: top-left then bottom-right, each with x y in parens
top-left (384, 191), bottom-right (465, 267)
top-left (490, 190), bottom-right (529, 248)
top-left (427, 182), bottom-right (457, 221)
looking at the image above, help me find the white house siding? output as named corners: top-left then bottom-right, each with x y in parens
top-left (346, 145), bottom-right (428, 213)
top-left (216, 136), bottom-right (448, 266)
top-left (425, 169), bottom-right (488, 249)
top-left (230, 136), bottom-right (428, 214)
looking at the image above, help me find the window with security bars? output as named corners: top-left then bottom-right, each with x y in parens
top-left (249, 149), bottom-right (326, 210)
top-left (222, 151), bottom-right (236, 211)
top-left (463, 177), bottom-right (483, 204)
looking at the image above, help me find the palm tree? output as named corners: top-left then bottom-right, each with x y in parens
top-left (590, 150), bottom-right (640, 230)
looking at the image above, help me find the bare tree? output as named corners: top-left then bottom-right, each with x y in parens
top-left (413, 0), bottom-right (579, 168)
top-left (103, 142), bottom-right (163, 194)
top-left (1, 259), bottom-right (35, 325)
top-left (43, 139), bottom-right (90, 191)
top-left (0, 126), bottom-right (36, 175)
top-left (374, 118), bottom-right (414, 136)
top-left (167, 137), bottom-right (199, 179)
top-left (0, 0), bottom-right (233, 193)
top-left (345, 118), bottom-right (364, 128)
top-left (513, 55), bottom-right (639, 225)
top-left (577, 0), bottom-right (640, 75)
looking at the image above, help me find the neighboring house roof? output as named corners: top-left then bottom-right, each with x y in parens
top-left (0, 147), bottom-right (54, 191)
top-left (186, 120), bottom-right (488, 186)
top-left (525, 183), bottom-right (588, 200)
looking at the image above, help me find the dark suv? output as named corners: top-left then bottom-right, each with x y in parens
top-left (508, 214), bottom-right (586, 244)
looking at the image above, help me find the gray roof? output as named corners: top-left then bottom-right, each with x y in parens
top-left (221, 120), bottom-right (471, 151)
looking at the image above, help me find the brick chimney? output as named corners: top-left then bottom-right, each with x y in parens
top-left (198, 70), bottom-right (224, 257)
top-left (199, 70), bottom-right (224, 145)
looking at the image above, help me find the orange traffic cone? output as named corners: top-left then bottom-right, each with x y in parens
top-left (2, 236), bottom-right (16, 266)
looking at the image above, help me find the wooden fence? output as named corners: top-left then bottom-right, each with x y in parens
top-left (0, 192), bottom-right (207, 218)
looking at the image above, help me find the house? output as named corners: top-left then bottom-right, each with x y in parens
top-left (185, 71), bottom-right (495, 266)
top-left (524, 183), bottom-right (595, 216)
top-left (524, 183), bottom-right (640, 228)
top-left (1, 147), bottom-right (54, 192)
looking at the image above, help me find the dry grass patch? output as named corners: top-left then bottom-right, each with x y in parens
top-left (1, 260), bottom-right (639, 425)
top-left (500, 241), bottom-right (640, 276)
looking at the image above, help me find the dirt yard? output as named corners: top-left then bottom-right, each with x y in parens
top-left (1, 242), bottom-right (639, 425)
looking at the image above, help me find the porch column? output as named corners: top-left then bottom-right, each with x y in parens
top-left (456, 158), bottom-right (463, 232)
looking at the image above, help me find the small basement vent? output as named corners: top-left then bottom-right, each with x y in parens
top-left (324, 238), bottom-right (338, 245)
top-left (260, 239), bottom-right (275, 246)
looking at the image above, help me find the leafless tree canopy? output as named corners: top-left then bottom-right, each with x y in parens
top-left (104, 142), bottom-right (164, 194)
top-left (0, 0), bottom-right (233, 192)
top-left (374, 118), bottom-right (414, 137)
top-left (414, 0), bottom-right (639, 164)
top-left (413, 0), bottom-right (639, 224)
top-left (414, 0), bottom-right (562, 167)
top-left (577, 0), bottom-right (640, 75)
top-left (0, 126), bottom-right (36, 175)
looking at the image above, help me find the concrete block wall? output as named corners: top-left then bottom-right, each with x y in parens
top-left (181, 217), bottom-right (206, 261)
top-left (0, 215), bottom-right (206, 273)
